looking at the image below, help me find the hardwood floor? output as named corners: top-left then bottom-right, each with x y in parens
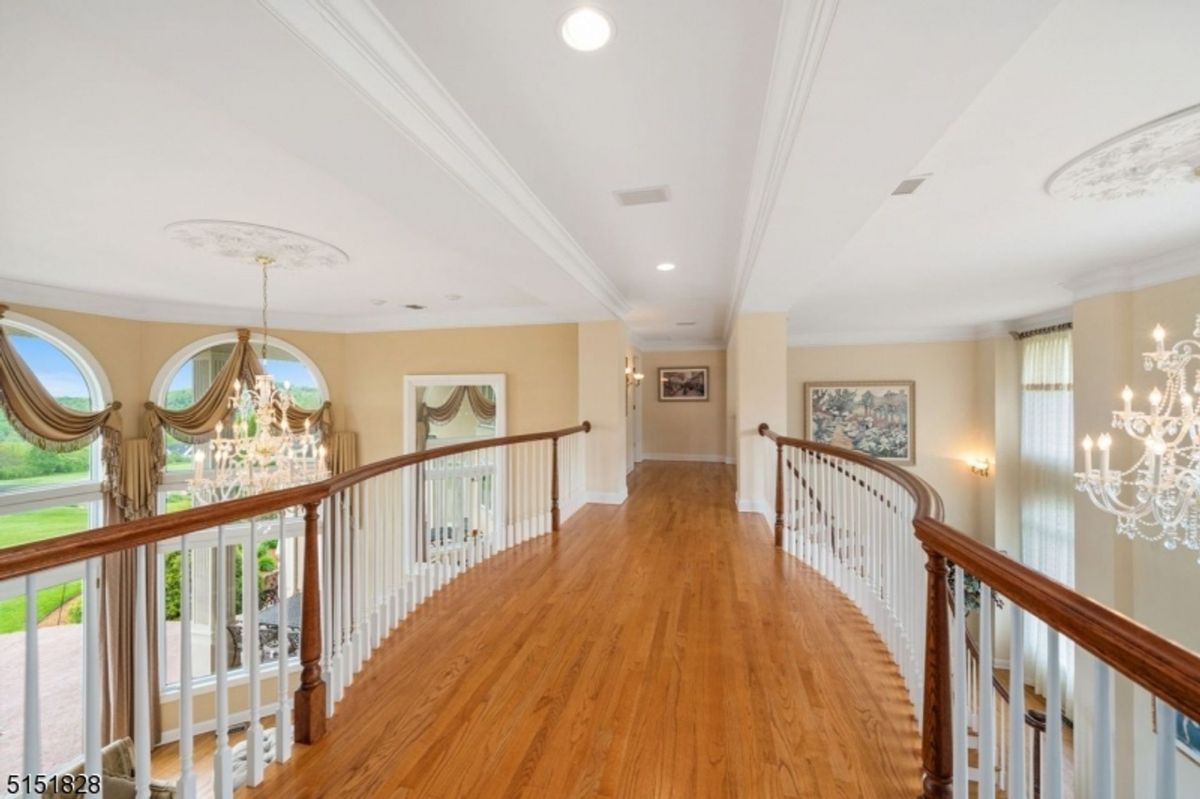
top-left (242, 461), bottom-right (921, 798)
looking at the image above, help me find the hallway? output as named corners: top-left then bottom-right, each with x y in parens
top-left (248, 461), bottom-right (921, 798)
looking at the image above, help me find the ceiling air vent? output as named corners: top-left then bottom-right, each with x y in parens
top-left (891, 175), bottom-right (929, 196)
top-left (614, 185), bottom-right (671, 206)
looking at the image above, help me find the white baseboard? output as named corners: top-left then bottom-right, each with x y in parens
top-left (587, 489), bottom-right (628, 505)
top-left (643, 452), bottom-right (728, 463)
top-left (736, 497), bottom-right (772, 518)
top-left (724, 456), bottom-right (736, 465)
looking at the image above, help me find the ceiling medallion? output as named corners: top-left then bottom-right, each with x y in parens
top-left (164, 220), bottom-right (348, 270)
top-left (1046, 103), bottom-right (1200, 201)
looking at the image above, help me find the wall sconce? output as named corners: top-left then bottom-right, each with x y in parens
top-left (968, 457), bottom-right (991, 478)
top-left (624, 357), bottom-right (644, 387)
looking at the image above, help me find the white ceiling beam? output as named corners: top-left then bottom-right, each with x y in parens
top-left (721, 0), bottom-right (839, 343)
top-left (257, 0), bottom-right (631, 320)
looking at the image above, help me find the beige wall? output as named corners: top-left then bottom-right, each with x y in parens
top-left (7, 303), bottom-right (581, 468)
top-left (578, 321), bottom-right (628, 502)
top-left (787, 339), bottom-right (982, 533)
top-left (733, 313), bottom-right (787, 516)
top-left (342, 324), bottom-right (579, 464)
top-left (8, 302), bottom-right (349, 435)
top-left (640, 350), bottom-right (726, 461)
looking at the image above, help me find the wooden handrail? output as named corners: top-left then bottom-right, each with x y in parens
top-left (917, 517), bottom-right (1200, 725)
top-left (0, 422), bottom-right (591, 581)
top-left (760, 420), bottom-right (1200, 797)
top-left (758, 424), bottom-right (944, 522)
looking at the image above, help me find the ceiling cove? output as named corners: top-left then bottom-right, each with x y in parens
top-left (257, 0), bottom-right (631, 320)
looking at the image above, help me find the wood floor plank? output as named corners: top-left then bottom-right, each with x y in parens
top-left (236, 462), bottom-right (921, 798)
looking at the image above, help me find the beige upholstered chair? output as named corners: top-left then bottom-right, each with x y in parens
top-left (45, 737), bottom-right (176, 799)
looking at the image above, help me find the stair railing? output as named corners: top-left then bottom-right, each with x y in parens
top-left (760, 423), bottom-right (1200, 799)
top-left (0, 422), bottom-right (589, 798)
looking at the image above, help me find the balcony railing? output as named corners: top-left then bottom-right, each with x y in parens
top-left (0, 422), bottom-right (589, 798)
top-left (758, 423), bottom-right (1200, 799)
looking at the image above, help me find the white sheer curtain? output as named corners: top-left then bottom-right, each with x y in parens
top-left (1019, 328), bottom-right (1075, 712)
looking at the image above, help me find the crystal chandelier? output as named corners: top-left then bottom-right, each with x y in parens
top-left (189, 257), bottom-right (328, 505)
top-left (1076, 316), bottom-right (1200, 559)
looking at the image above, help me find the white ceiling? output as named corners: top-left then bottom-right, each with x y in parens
top-left (2, 0), bottom-right (1199, 346)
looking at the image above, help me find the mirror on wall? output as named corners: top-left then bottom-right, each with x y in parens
top-left (404, 374), bottom-right (506, 453)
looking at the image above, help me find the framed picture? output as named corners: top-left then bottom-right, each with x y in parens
top-left (803, 380), bottom-right (915, 465)
top-left (658, 367), bottom-right (709, 401)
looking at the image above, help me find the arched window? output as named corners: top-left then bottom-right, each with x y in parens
top-left (151, 333), bottom-right (326, 688)
top-left (152, 334), bottom-right (327, 475)
top-left (0, 314), bottom-right (109, 544)
top-left (0, 315), bottom-right (109, 767)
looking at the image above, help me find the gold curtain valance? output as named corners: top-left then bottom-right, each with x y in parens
top-left (420, 385), bottom-right (496, 424)
top-left (0, 304), bottom-right (123, 501)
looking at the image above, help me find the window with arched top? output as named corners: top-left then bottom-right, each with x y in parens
top-left (0, 314), bottom-right (110, 770)
top-left (153, 334), bottom-right (327, 475)
top-left (151, 333), bottom-right (327, 689)
top-left (0, 315), bottom-right (109, 542)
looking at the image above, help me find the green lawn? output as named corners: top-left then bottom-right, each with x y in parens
top-left (0, 504), bottom-right (89, 549)
top-left (0, 470), bottom-right (90, 493)
top-left (0, 580), bottom-right (82, 634)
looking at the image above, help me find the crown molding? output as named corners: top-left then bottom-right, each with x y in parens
top-left (638, 339), bottom-right (727, 353)
top-left (722, 0), bottom-right (839, 344)
top-left (788, 306), bottom-right (1075, 348)
top-left (0, 276), bottom-right (593, 334)
top-left (257, 0), bottom-right (630, 320)
top-left (1061, 242), bottom-right (1200, 302)
top-left (788, 325), bottom-right (979, 348)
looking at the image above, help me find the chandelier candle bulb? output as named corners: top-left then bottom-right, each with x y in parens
top-left (1097, 433), bottom-right (1112, 477)
top-left (1082, 435), bottom-right (1094, 474)
top-left (1122, 385), bottom-right (1133, 414)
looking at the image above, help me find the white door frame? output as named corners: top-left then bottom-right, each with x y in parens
top-left (402, 374), bottom-right (508, 553)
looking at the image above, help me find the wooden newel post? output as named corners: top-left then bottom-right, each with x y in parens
top-left (551, 436), bottom-right (561, 533)
top-left (919, 542), bottom-right (953, 798)
top-left (774, 441), bottom-right (783, 548)
top-left (295, 501), bottom-right (326, 744)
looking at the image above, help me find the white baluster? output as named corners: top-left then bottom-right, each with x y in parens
top-left (23, 575), bottom-right (41, 789)
top-left (322, 496), bottom-right (335, 718)
top-left (1044, 628), bottom-right (1063, 799)
top-left (1155, 698), bottom-right (1177, 799)
top-left (177, 540), bottom-right (196, 799)
top-left (952, 565), bottom-right (967, 799)
top-left (1092, 660), bottom-right (1113, 799)
top-left (83, 559), bottom-right (102, 780)
top-left (1008, 604), bottom-right (1026, 798)
top-left (134, 546), bottom-right (151, 799)
top-left (244, 520), bottom-right (264, 787)
top-left (213, 527), bottom-right (233, 799)
top-left (979, 584), bottom-right (996, 799)
top-left (276, 512), bottom-right (292, 763)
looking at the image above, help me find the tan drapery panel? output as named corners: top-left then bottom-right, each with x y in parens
top-left (326, 431), bottom-right (358, 475)
top-left (115, 438), bottom-right (156, 521)
top-left (99, 541), bottom-right (160, 745)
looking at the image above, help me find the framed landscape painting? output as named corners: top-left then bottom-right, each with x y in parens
top-left (803, 380), bottom-right (915, 465)
top-left (658, 367), bottom-right (708, 401)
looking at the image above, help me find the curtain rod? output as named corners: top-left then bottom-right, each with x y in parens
top-left (1011, 321), bottom-right (1073, 340)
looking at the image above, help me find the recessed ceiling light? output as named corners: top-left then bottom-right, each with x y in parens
top-left (445, 293), bottom-right (462, 301)
top-left (676, 321), bottom-right (696, 327)
top-left (403, 303), bottom-right (427, 310)
top-left (656, 262), bottom-right (676, 272)
top-left (370, 298), bottom-right (387, 306)
top-left (560, 7), bottom-right (613, 52)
